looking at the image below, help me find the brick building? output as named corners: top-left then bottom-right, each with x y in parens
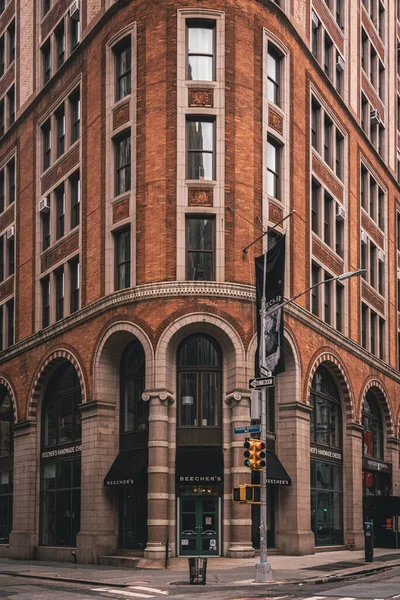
top-left (0, 0), bottom-right (400, 563)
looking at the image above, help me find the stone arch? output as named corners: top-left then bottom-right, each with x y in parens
top-left (155, 312), bottom-right (246, 393)
top-left (93, 321), bottom-right (154, 405)
top-left (359, 378), bottom-right (394, 437)
top-left (27, 348), bottom-right (87, 421)
top-left (0, 375), bottom-right (18, 421)
top-left (305, 351), bottom-right (355, 423)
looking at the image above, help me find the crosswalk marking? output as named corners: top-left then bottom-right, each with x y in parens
top-left (92, 588), bottom-right (155, 598)
top-left (128, 586), bottom-right (168, 595)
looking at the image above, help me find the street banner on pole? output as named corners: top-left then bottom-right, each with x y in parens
top-left (255, 234), bottom-right (286, 377)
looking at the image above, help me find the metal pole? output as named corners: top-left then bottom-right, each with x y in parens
top-left (255, 251), bottom-right (273, 583)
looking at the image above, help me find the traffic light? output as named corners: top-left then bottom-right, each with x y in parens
top-left (243, 438), bottom-right (266, 470)
top-left (232, 484), bottom-right (261, 504)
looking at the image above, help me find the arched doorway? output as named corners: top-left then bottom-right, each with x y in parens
top-left (176, 334), bottom-right (223, 556)
top-left (310, 365), bottom-right (344, 546)
top-left (0, 387), bottom-right (13, 543)
top-left (40, 362), bottom-right (82, 547)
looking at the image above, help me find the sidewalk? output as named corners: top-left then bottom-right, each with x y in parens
top-left (0, 548), bottom-right (400, 587)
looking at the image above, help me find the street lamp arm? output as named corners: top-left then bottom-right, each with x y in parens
top-left (264, 268), bottom-right (366, 317)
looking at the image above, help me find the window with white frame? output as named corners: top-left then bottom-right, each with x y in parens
top-left (361, 301), bottom-right (385, 359)
top-left (267, 43), bottom-right (283, 106)
top-left (311, 16), bottom-right (344, 96)
top-left (311, 261), bottom-right (344, 331)
top-left (114, 130), bottom-right (131, 195)
top-left (186, 117), bottom-right (215, 181)
top-left (40, 9), bottom-right (81, 87)
top-left (311, 96), bottom-right (345, 181)
top-left (266, 137), bottom-right (281, 199)
top-left (186, 216), bottom-right (215, 281)
top-left (361, 232), bottom-right (385, 296)
top-left (360, 163), bottom-right (385, 230)
top-left (323, 0), bottom-right (345, 28)
top-left (311, 178), bottom-right (344, 257)
top-left (0, 156), bottom-right (15, 214)
top-left (114, 36), bottom-right (131, 101)
top-left (40, 169), bottom-right (80, 251)
top-left (115, 227), bottom-right (131, 290)
top-left (186, 20), bottom-right (215, 81)
top-left (40, 254), bottom-right (80, 329)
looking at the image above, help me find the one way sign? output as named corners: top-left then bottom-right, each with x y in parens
top-left (249, 376), bottom-right (275, 389)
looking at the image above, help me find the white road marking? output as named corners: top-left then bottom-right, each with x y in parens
top-left (92, 588), bottom-right (154, 598)
top-left (393, 596), bottom-right (400, 599)
top-left (128, 586), bottom-right (168, 595)
top-left (301, 597), bottom-right (327, 600)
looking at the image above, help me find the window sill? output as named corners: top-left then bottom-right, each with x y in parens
top-left (185, 180), bottom-right (216, 188)
top-left (185, 80), bottom-right (217, 89)
top-left (112, 94), bottom-right (132, 111)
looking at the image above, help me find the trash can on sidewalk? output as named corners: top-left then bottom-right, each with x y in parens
top-left (188, 557), bottom-right (207, 585)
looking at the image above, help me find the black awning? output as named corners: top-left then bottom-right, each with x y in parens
top-left (104, 449), bottom-right (148, 487)
top-left (266, 452), bottom-right (291, 486)
top-left (176, 446), bottom-right (224, 484)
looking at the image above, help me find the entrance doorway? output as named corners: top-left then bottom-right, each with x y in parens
top-left (118, 485), bottom-right (147, 550)
top-left (179, 496), bottom-right (219, 555)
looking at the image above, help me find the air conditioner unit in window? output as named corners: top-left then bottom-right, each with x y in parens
top-left (312, 11), bottom-right (320, 29)
top-left (69, 0), bottom-right (80, 20)
top-left (336, 55), bottom-right (345, 72)
top-left (6, 226), bottom-right (14, 240)
top-left (378, 250), bottom-right (385, 262)
top-left (39, 197), bottom-right (50, 213)
top-left (370, 109), bottom-right (381, 126)
top-left (361, 231), bottom-right (368, 244)
top-left (336, 205), bottom-right (345, 221)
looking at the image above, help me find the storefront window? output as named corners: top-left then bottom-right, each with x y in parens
top-left (310, 365), bottom-right (343, 546)
top-left (0, 386), bottom-right (13, 543)
top-left (177, 334), bottom-right (221, 428)
top-left (363, 390), bottom-right (383, 460)
top-left (120, 340), bottom-right (147, 433)
top-left (0, 389), bottom-right (12, 456)
top-left (40, 362), bottom-right (81, 547)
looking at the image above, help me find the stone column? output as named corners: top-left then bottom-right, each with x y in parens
top-left (9, 421), bottom-right (38, 559)
top-left (278, 401), bottom-right (315, 555)
top-left (143, 389), bottom-right (172, 560)
top-left (387, 437), bottom-right (400, 497)
top-left (227, 391), bottom-right (254, 558)
top-left (167, 394), bottom-right (176, 557)
top-left (344, 422), bottom-right (364, 549)
top-left (76, 400), bottom-right (117, 563)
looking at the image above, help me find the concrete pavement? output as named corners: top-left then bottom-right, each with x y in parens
top-left (0, 548), bottom-right (400, 588)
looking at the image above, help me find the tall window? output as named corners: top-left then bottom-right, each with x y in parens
top-left (267, 138), bottom-right (280, 199)
top-left (120, 341), bottom-right (147, 433)
top-left (187, 20), bottom-right (215, 81)
top-left (70, 92), bottom-right (80, 143)
top-left (70, 172), bottom-right (80, 228)
top-left (0, 387), bottom-right (13, 544)
top-left (40, 363), bottom-right (81, 547)
top-left (42, 40), bottom-right (51, 84)
top-left (177, 334), bottom-right (221, 428)
top-left (55, 20), bottom-right (65, 68)
top-left (186, 216), bottom-right (214, 281)
top-left (56, 106), bottom-right (65, 157)
top-left (55, 267), bottom-right (64, 321)
top-left (69, 259), bottom-right (79, 314)
top-left (42, 276), bottom-right (50, 328)
top-left (362, 391), bottom-right (383, 460)
top-left (187, 118), bottom-right (214, 180)
top-left (310, 366), bottom-right (342, 448)
top-left (115, 228), bottom-right (130, 290)
top-left (42, 120), bottom-right (51, 171)
top-left (115, 37), bottom-right (131, 101)
top-left (115, 132), bottom-right (131, 195)
top-left (55, 184), bottom-right (65, 239)
top-left (267, 43), bottom-right (282, 106)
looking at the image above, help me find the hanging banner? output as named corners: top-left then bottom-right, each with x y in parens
top-left (255, 234), bottom-right (286, 377)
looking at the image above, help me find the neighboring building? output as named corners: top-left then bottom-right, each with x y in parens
top-left (0, 0), bottom-right (400, 563)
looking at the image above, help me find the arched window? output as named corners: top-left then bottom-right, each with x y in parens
top-left (0, 387), bottom-right (13, 544)
top-left (120, 340), bottom-right (147, 433)
top-left (177, 334), bottom-right (221, 427)
top-left (0, 389), bottom-right (13, 456)
top-left (363, 390), bottom-right (383, 460)
top-left (40, 362), bottom-right (81, 547)
top-left (310, 365), bottom-right (342, 449)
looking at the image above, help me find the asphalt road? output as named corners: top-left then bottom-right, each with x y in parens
top-left (1, 564), bottom-right (400, 599)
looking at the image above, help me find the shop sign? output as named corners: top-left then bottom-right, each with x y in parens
top-left (266, 477), bottom-right (290, 485)
top-left (41, 444), bottom-right (82, 459)
top-left (178, 475), bottom-right (222, 483)
top-left (362, 457), bottom-right (392, 473)
top-left (106, 478), bottom-right (135, 486)
top-left (310, 444), bottom-right (342, 462)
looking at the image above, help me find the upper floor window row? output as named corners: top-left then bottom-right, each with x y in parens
top-left (41, 10), bottom-right (81, 85)
top-left (311, 97), bottom-right (344, 180)
top-left (361, 301), bottom-right (385, 360)
top-left (41, 87), bottom-right (80, 172)
top-left (0, 156), bottom-right (14, 215)
top-left (0, 84), bottom-right (15, 136)
top-left (267, 42), bottom-right (284, 108)
top-left (360, 164), bottom-right (385, 230)
top-left (361, 93), bottom-right (385, 158)
top-left (41, 256), bottom-right (80, 328)
top-left (311, 178), bottom-right (344, 258)
top-left (0, 20), bottom-right (15, 78)
top-left (311, 14), bottom-right (345, 96)
top-left (360, 232), bottom-right (385, 297)
top-left (40, 170), bottom-right (80, 252)
top-left (186, 19), bottom-right (215, 82)
top-left (361, 29), bottom-right (385, 101)
top-left (362, 0), bottom-right (385, 42)
top-left (322, 0), bottom-right (345, 28)
top-left (311, 261), bottom-right (344, 333)
top-left (113, 36), bottom-right (131, 102)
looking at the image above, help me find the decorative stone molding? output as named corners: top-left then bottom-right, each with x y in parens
top-left (0, 276), bottom-right (14, 303)
top-left (359, 379), bottom-right (393, 435)
top-left (41, 146), bottom-right (80, 195)
top-left (188, 188), bottom-right (213, 206)
top-left (268, 108), bottom-right (283, 135)
top-left (225, 390), bottom-right (250, 405)
top-left (12, 419), bottom-right (37, 436)
top-left (0, 375), bottom-right (17, 420)
top-left (113, 102), bottom-right (130, 129)
top-left (269, 201), bottom-right (283, 224)
top-left (279, 401), bottom-right (312, 415)
top-left (142, 389), bottom-right (174, 404)
top-left (312, 153), bottom-right (344, 202)
top-left (79, 400), bottom-right (116, 417)
top-left (361, 213), bottom-right (384, 248)
top-left (188, 88), bottom-right (213, 108)
top-left (112, 197), bottom-right (129, 223)
top-left (0, 63), bottom-right (14, 99)
top-left (41, 230), bottom-right (79, 272)
top-left (312, 237), bottom-right (344, 275)
top-left (361, 280), bottom-right (384, 314)
top-left (0, 203), bottom-right (15, 234)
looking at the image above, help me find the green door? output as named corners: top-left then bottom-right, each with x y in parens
top-left (179, 496), bottom-right (219, 555)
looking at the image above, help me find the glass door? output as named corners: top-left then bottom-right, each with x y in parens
top-left (179, 496), bottom-right (219, 555)
top-left (118, 485), bottom-right (147, 550)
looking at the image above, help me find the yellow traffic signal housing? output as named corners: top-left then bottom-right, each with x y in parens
top-left (232, 484), bottom-right (261, 504)
top-left (243, 438), bottom-right (266, 470)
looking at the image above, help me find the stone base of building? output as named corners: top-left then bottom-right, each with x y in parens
top-left (76, 532), bottom-right (117, 564)
top-left (227, 543), bottom-right (255, 558)
top-left (8, 531), bottom-right (36, 560)
top-left (35, 545), bottom-right (76, 562)
top-left (278, 531), bottom-right (315, 555)
top-left (144, 542), bottom-right (168, 560)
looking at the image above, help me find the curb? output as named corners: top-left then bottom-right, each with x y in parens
top-left (308, 560), bottom-right (400, 585)
top-left (0, 571), bottom-right (130, 587)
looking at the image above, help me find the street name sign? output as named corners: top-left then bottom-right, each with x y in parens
top-left (233, 425), bottom-right (261, 435)
top-left (248, 376), bottom-right (275, 389)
